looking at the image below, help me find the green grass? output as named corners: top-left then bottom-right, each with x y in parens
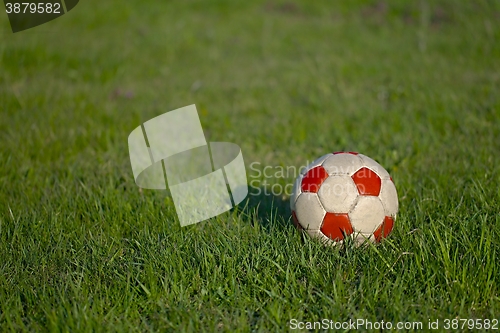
top-left (1, 0), bottom-right (500, 331)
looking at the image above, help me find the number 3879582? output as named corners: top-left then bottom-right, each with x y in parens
top-left (5, 3), bottom-right (62, 14)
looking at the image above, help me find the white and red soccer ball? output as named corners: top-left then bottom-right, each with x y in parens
top-left (290, 152), bottom-right (398, 245)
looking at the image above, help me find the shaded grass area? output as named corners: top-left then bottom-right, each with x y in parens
top-left (1, 0), bottom-right (500, 331)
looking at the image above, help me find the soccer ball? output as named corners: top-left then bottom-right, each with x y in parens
top-left (290, 152), bottom-right (398, 245)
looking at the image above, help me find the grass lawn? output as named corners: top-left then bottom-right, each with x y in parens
top-left (1, 0), bottom-right (499, 331)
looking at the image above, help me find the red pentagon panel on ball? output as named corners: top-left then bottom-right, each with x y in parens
top-left (351, 167), bottom-right (381, 196)
top-left (291, 211), bottom-right (303, 230)
top-left (320, 213), bottom-right (354, 241)
top-left (373, 216), bottom-right (394, 242)
top-left (301, 166), bottom-right (329, 193)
